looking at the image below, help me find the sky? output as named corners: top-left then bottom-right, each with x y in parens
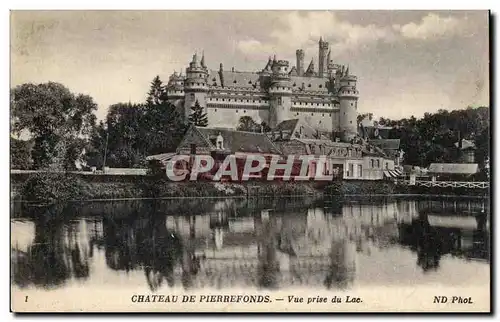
top-left (10, 10), bottom-right (489, 121)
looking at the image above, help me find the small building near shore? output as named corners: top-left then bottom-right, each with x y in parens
top-left (428, 163), bottom-right (479, 182)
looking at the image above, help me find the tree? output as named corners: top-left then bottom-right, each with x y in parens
top-left (146, 75), bottom-right (168, 106)
top-left (104, 102), bottom-right (145, 168)
top-left (11, 82), bottom-right (97, 170)
top-left (383, 106), bottom-right (490, 168)
top-left (143, 75), bottom-right (186, 153)
top-left (237, 116), bottom-right (261, 132)
top-left (188, 100), bottom-right (208, 127)
top-left (141, 102), bottom-right (186, 154)
top-left (10, 138), bottom-right (33, 170)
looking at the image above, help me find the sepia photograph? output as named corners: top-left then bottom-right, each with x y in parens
top-left (9, 10), bottom-right (491, 313)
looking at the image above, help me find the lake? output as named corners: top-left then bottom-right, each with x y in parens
top-left (11, 197), bottom-right (490, 293)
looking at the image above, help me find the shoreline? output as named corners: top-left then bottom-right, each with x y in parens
top-left (10, 193), bottom-right (489, 205)
top-left (11, 172), bottom-right (489, 204)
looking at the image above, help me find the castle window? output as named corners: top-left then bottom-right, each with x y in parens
top-left (222, 98), bottom-right (225, 101)
top-left (311, 113), bottom-right (313, 116)
top-left (236, 110), bottom-right (238, 113)
top-left (329, 113), bottom-right (332, 116)
top-left (248, 80), bottom-right (252, 84)
top-left (322, 114), bottom-right (324, 116)
top-left (319, 84), bottom-right (323, 88)
top-left (319, 120), bottom-right (322, 124)
top-left (244, 110), bottom-right (246, 113)
top-left (351, 103), bottom-right (354, 106)
top-left (215, 109), bottom-right (217, 112)
top-left (233, 80), bottom-right (237, 83)
top-left (190, 93), bottom-right (195, 98)
top-left (308, 84), bottom-right (311, 87)
top-left (199, 74), bottom-right (202, 77)
top-left (293, 83), bottom-right (296, 86)
top-left (371, 159), bottom-right (375, 168)
top-left (296, 113), bottom-right (299, 116)
top-left (350, 121), bottom-right (353, 124)
top-left (376, 160), bottom-right (380, 168)
top-left (212, 77), bottom-right (216, 81)
top-left (197, 83), bottom-right (200, 86)
top-left (358, 165), bottom-right (363, 177)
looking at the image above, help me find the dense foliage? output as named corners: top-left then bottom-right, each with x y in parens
top-left (21, 172), bottom-right (90, 203)
top-left (85, 76), bottom-right (187, 168)
top-left (11, 138), bottom-right (33, 170)
top-left (11, 82), bottom-right (97, 170)
top-left (379, 107), bottom-right (490, 171)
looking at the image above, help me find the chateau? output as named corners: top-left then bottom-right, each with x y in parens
top-left (149, 37), bottom-right (403, 181)
top-left (165, 37), bottom-right (359, 142)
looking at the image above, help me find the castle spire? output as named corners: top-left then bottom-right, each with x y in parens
top-left (345, 65), bottom-right (349, 76)
top-left (319, 36), bottom-right (323, 43)
top-left (327, 49), bottom-right (331, 63)
top-left (200, 51), bottom-right (206, 68)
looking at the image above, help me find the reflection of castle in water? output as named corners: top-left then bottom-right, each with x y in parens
top-left (156, 200), bottom-right (402, 290)
top-left (10, 198), bottom-right (489, 291)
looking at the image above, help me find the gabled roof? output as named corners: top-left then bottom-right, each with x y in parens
top-left (208, 70), bottom-right (260, 88)
top-left (274, 119), bottom-right (300, 133)
top-left (428, 163), bottom-right (479, 175)
top-left (196, 127), bottom-right (282, 155)
top-left (269, 119), bottom-right (319, 141)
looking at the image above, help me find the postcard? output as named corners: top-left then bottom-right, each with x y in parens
top-left (10, 10), bottom-right (490, 313)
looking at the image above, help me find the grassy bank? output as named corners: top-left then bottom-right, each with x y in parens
top-left (11, 172), bottom-right (489, 204)
top-left (12, 172), bottom-right (322, 203)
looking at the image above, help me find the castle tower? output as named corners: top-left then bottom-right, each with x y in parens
top-left (337, 69), bottom-right (359, 142)
top-left (268, 59), bottom-right (292, 127)
top-left (296, 49), bottom-right (305, 76)
top-left (184, 52), bottom-right (209, 122)
top-left (318, 37), bottom-right (329, 78)
top-left (166, 71), bottom-right (186, 116)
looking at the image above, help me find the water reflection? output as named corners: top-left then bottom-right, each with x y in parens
top-left (11, 207), bottom-right (91, 289)
top-left (11, 197), bottom-right (489, 291)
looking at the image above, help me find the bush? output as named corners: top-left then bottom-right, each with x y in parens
top-left (21, 172), bottom-right (91, 203)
